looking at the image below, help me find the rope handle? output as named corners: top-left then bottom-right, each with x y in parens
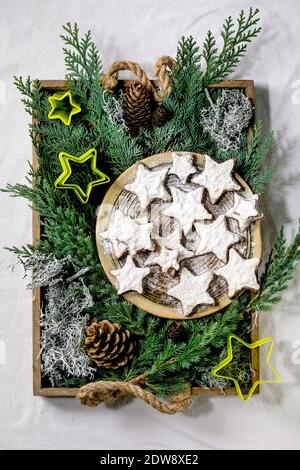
top-left (100, 56), bottom-right (176, 101)
top-left (76, 380), bottom-right (192, 414)
top-left (153, 55), bottom-right (177, 96)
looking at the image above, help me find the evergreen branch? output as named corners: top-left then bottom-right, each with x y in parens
top-left (239, 122), bottom-right (275, 193)
top-left (73, 79), bottom-right (143, 176)
top-left (129, 295), bottom-right (249, 390)
top-left (5, 244), bottom-right (35, 258)
top-left (13, 77), bottom-right (45, 119)
top-left (101, 302), bottom-right (151, 336)
top-left (125, 320), bottom-right (172, 380)
top-left (3, 179), bottom-right (70, 217)
top-left (144, 376), bottom-right (189, 396)
top-left (31, 121), bottom-right (101, 159)
top-left (216, 121), bottom-right (275, 193)
top-left (61, 22), bottom-right (102, 83)
top-left (104, 124), bottom-right (144, 176)
top-left (203, 8), bottom-right (261, 85)
top-left (249, 222), bottom-right (300, 312)
top-left (172, 296), bottom-right (249, 370)
top-left (146, 36), bottom-right (214, 154)
top-left (202, 31), bottom-right (218, 84)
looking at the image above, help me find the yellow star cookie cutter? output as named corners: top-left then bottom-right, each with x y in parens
top-left (54, 148), bottom-right (110, 204)
top-left (211, 334), bottom-right (282, 401)
top-left (48, 90), bottom-right (81, 125)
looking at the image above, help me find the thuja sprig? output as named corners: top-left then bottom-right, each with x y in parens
top-left (61, 22), bottom-right (102, 83)
top-left (203, 8), bottom-right (261, 85)
top-left (13, 77), bottom-right (45, 120)
top-left (217, 120), bottom-right (275, 194)
top-left (249, 222), bottom-right (300, 312)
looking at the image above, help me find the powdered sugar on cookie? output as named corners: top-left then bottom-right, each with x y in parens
top-left (215, 248), bottom-right (260, 298)
top-left (194, 215), bottom-right (241, 262)
top-left (167, 268), bottom-right (215, 315)
top-left (226, 193), bottom-right (262, 232)
top-left (169, 152), bottom-right (197, 183)
top-left (125, 163), bottom-right (170, 209)
top-left (161, 186), bottom-right (212, 235)
top-left (192, 155), bottom-right (241, 203)
top-left (111, 256), bottom-right (151, 294)
top-left (100, 209), bottom-right (154, 256)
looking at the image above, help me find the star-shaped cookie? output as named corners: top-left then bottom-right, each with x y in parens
top-left (194, 215), bottom-right (241, 262)
top-left (167, 268), bottom-right (215, 316)
top-left (161, 186), bottom-right (212, 235)
top-left (215, 248), bottom-right (260, 298)
top-left (100, 209), bottom-right (154, 256)
top-left (111, 256), bottom-right (151, 294)
top-left (108, 239), bottom-right (128, 259)
top-left (226, 193), bottom-right (262, 232)
top-left (169, 152), bottom-right (197, 183)
top-left (192, 155), bottom-right (241, 204)
top-left (155, 225), bottom-right (194, 265)
top-left (125, 163), bottom-right (170, 209)
top-left (145, 247), bottom-right (180, 272)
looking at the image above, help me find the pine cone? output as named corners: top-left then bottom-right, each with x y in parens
top-left (85, 320), bottom-right (135, 369)
top-left (166, 321), bottom-right (185, 343)
top-left (122, 82), bottom-right (152, 136)
top-left (152, 103), bottom-right (172, 128)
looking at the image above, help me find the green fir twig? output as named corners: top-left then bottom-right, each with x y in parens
top-left (203, 8), bottom-right (261, 85)
top-left (61, 22), bottom-right (102, 83)
top-left (249, 223), bottom-right (300, 312)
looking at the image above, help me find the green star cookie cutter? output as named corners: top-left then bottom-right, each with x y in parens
top-left (54, 148), bottom-right (110, 204)
top-left (48, 90), bottom-right (81, 125)
top-left (211, 334), bottom-right (282, 401)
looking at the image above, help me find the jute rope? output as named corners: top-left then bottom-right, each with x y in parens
top-left (100, 56), bottom-right (176, 101)
top-left (101, 60), bottom-right (153, 94)
top-left (153, 55), bottom-right (177, 97)
top-left (77, 380), bottom-right (192, 414)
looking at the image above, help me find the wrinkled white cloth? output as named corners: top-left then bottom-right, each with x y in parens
top-left (0, 0), bottom-right (300, 450)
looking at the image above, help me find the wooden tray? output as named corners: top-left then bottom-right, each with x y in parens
top-left (32, 79), bottom-right (260, 397)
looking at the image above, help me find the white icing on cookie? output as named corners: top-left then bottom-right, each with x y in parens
top-left (125, 163), bottom-right (170, 209)
top-left (100, 209), bottom-right (154, 256)
top-left (111, 256), bottom-right (151, 294)
top-left (226, 193), bottom-right (262, 232)
top-left (192, 155), bottom-right (241, 203)
top-left (169, 152), bottom-right (197, 183)
top-left (215, 248), bottom-right (260, 298)
top-left (145, 246), bottom-right (180, 272)
top-left (156, 225), bottom-right (195, 264)
top-left (110, 240), bottom-right (128, 258)
top-left (194, 215), bottom-right (241, 262)
top-left (161, 186), bottom-right (212, 235)
top-left (167, 268), bottom-right (215, 316)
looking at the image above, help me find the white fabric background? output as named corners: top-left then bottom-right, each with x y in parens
top-left (1, 0), bottom-right (300, 450)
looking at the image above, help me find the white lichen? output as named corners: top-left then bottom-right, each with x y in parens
top-left (102, 90), bottom-right (128, 131)
top-left (24, 252), bottom-right (95, 386)
top-left (201, 89), bottom-right (253, 152)
top-left (23, 252), bottom-right (72, 288)
top-left (193, 366), bottom-right (228, 390)
top-left (40, 280), bottom-right (95, 386)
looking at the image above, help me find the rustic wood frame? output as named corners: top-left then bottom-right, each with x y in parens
top-left (33, 79), bottom-right (259, 397)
